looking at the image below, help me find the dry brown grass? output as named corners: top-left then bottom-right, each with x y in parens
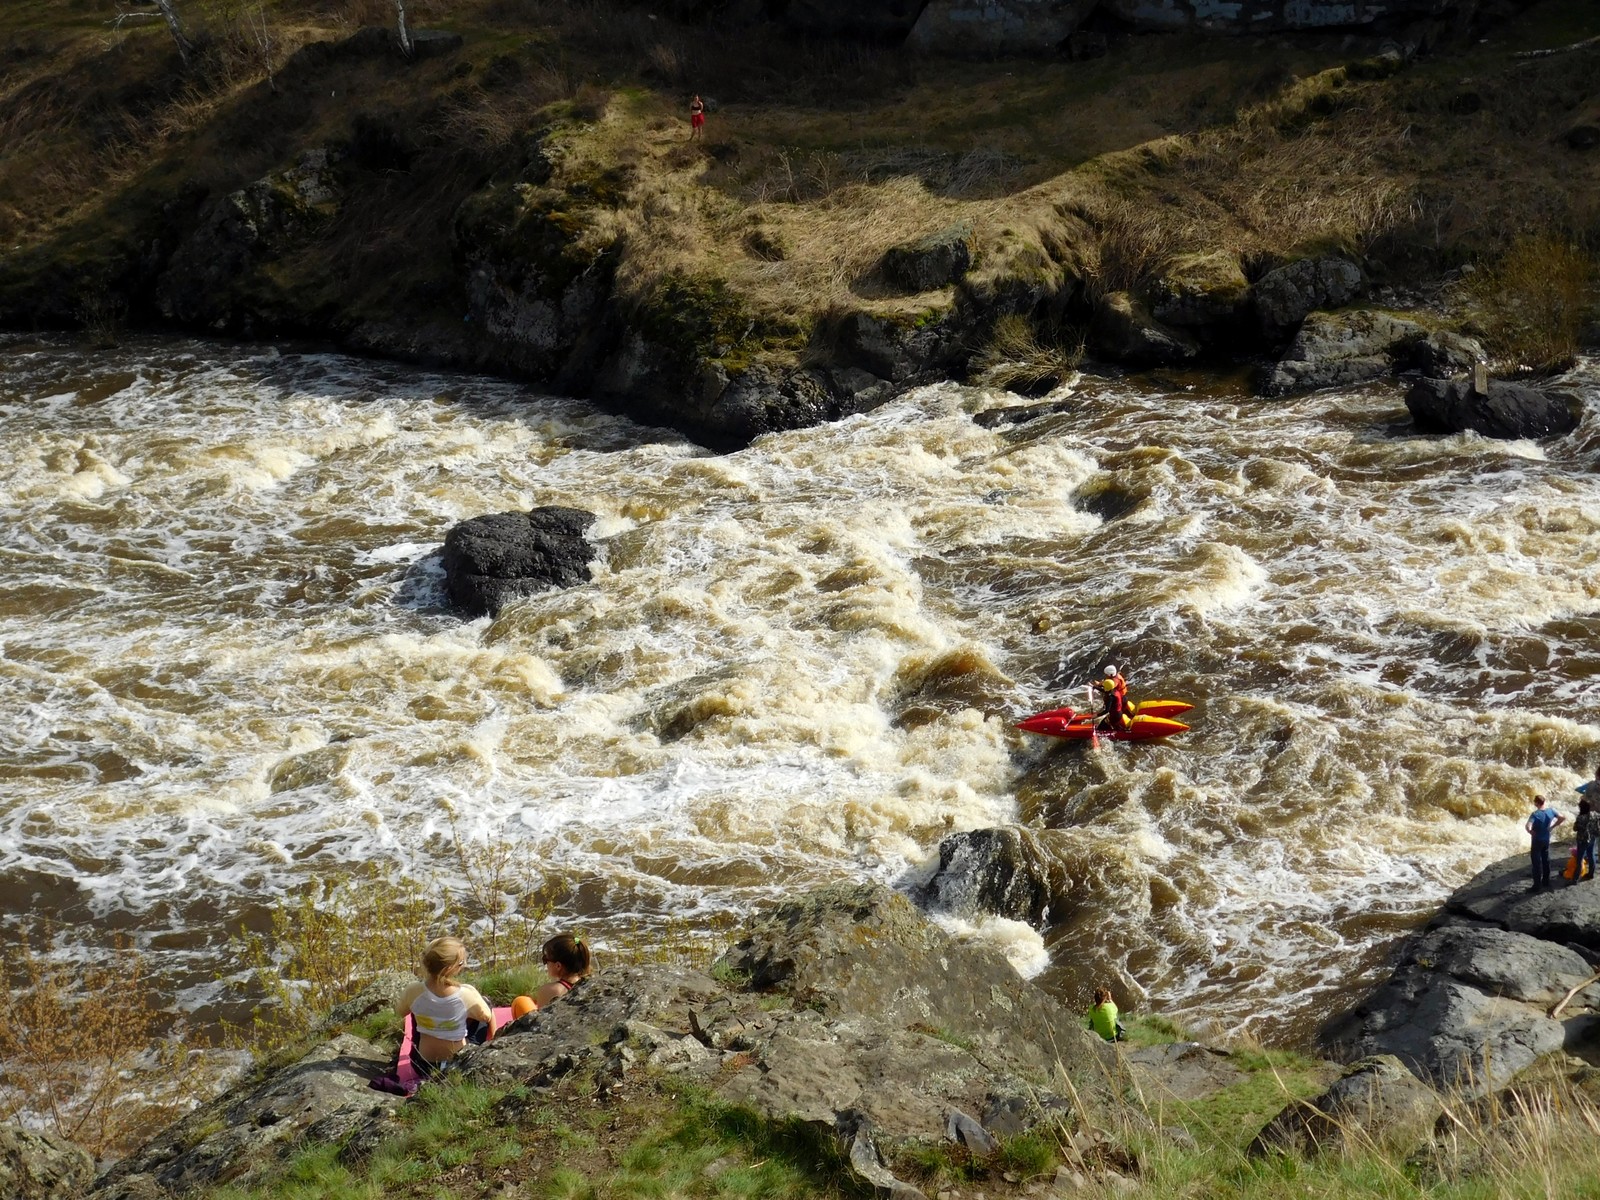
top-left (1466, 232), bottom-right (1597, 372)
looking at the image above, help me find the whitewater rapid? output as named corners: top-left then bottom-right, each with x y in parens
top-left (2, 334), bottom-right (1597, 1039)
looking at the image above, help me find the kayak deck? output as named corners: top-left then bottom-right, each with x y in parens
top-left (1016, 698), bottom-right (1193, 742)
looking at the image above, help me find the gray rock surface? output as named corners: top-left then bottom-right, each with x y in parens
top-left (88, 1034), bottom-right (402, 1199)
top-left (1393, 329), bottom-right (1485, 377)
top-left (1259, 309), bottom-right (1424, 396)
top-left (1100, 0), bottom-right (1475, 32)
top-left (0, 1124), bottom-right (96, 1200)
top-left (440, 507), bottom-right (597, 617)
top-left (1324, 853), bottom-right (1600, 1096)
top-left (1122, 1042), bottom-right (1247, 1101)
top-left (1089, 292), bottom-right (1200, 366)
top-left (919, 826), bottom-right (1069, 927)
top-left (1405, 376), bottom-right (1580, 440)
top-left (1253, 257), bottom-right (1365, 339)
top-left (1248, 1055), bottom-right (1440, 1157)
top-left (878, 223), bottom-right (974, 294)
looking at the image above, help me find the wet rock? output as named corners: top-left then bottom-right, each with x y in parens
top-left (878, 223), bottom-right (973, 294)
top-left (714, 881), bottom-right (1112, 1082)
top-left (440, 507), bottom-right (597, 617)
top-left (1259, 309), bottom-right (1425, 396)
top-left (0, 1124), bottom-right (95, 1200)
top-left (920, 826), bottom-right (1069, 928)
top-left (1248, 1055), bottom-right (1440, 1157)
top-left (1088, 292), bottom-right (1199, 367)
top-left (88, 1034), bottom-right (402, 1198)
top-left (1253, 257), bottom-right (1365, 339)
top-left (1405, 376), bottom-right (1579, 439)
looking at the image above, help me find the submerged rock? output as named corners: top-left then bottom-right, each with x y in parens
top-left (441, 506), bottom-right (597, 617)
top-left (1405, 376), bottom-right (1579, 439)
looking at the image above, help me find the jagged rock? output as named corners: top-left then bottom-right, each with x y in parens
top-left (440, 507), bottom-right (597, 617)
top-left (1248, 1055), bottom-right (1441, 1157)
top-left (156, 150), bottom-right (346, 328)
top-left (1143, 251), bottom-right (1250, 333)
top-left (907, 0), bottom-right (1096, 56)
top-left (878, 223), bottom-right (974, 294)
top-left (1393, 329), bottom-right (1485, 377)
top-left (1258, 309), bottom-right (1425, 396)
top-left (0, 1124), bottom-right (95, 1200)
top-left (1323, 853), bottom-right (1600, 1096)
top-left (1405, 376), bottom-right (1579, 439)
top-left (920, 826), bottom-right (1068, 927)
top-left (88, 1034), bottom-right (402, 1198)
top-left (1253, 257), bottom-right (1365, 338)
top-left (825, 311), bottom-right (944, 382)
top-left (714, 882), bottom-right (1111, 1080)
top-left (1088, 292), bottom-right (1199, 366)
top-left (704, 363), bottom-right (842, 445)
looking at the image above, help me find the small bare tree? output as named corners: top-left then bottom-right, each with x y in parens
top-left (110, 0), bottom-right (195, 67)
top-left (394, 0), bottom-right (414, 58)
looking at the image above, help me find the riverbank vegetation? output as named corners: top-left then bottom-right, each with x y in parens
top-left (2, 1), bottom-right (1596, 378)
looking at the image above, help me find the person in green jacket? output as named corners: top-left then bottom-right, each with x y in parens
top-left (1088, 986), bottom-right (1125, 1042)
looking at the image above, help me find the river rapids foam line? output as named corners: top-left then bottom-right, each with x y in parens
top-left (1, 333), bottom-right (1597, 1038)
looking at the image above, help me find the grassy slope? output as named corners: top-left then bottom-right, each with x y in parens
top-left (2, 0), bottom-right (1595, 362)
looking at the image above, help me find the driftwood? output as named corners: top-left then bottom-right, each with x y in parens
top-left (1513, 34), bottom-right (1600, 60)
top-left (1547, 970), bottom-right (1600, 1020)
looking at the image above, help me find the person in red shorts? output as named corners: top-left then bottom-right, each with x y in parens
top-left (689, 94), bottom-right (705, 139)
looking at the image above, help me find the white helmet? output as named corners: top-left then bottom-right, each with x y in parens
top-left (1104, 664), bottom-right (1117, 677)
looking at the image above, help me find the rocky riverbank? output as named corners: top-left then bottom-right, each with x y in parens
top-left (2, 1), bottom-right (1595, 447)
top-left (8, 862), bottom-right (1600, 1199)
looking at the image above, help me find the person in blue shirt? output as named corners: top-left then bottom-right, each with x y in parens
top-left (1525, 795), bottom-right (1565, 891)
top-left (1577, 766), bottom-right (1599, 799)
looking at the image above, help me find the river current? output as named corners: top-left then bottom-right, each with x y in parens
top-left (3, 333), bottom-right (1598, 1043)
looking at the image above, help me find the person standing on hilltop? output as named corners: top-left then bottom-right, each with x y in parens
top-left (1525, 795), bottom-right (1565, 892)
top-left (689, 94), bottom-right (705, 140)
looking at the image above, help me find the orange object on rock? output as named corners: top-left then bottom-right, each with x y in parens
top-left (511, 995), bottom-right (537, 1019)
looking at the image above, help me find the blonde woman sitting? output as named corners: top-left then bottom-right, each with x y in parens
top-left (395, 936), bottom-right (496, 1078)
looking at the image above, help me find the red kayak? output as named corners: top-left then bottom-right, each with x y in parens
top-left (1016, 699), bottom-right (1193, 742)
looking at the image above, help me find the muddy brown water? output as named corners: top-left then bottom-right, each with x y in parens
top-left (2, 333), bottom-right (1598, 1045)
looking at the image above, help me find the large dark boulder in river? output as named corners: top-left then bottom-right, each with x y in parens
top-left (1405, 376), bottom-right (1579, 439)
top-left (1323, 852), bottom-right (1600, 1096)
top-left (919, 826), bottom-right (1070, 928)
top-left (0, 1125), bottom-right (95, 1200)
top-left (441, 507), bottom-right (597, 617)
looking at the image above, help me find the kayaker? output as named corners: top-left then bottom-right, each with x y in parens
top-left (1095, 664), bottom-right (1130, 732)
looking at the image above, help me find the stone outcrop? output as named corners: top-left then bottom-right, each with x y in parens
top-left (919, 826), bottom-right (1071, 928)
top-left (156, 150), bottom-right (345, 331)
top-left (1254, 257), bottom-right (1365, 340)
top-left (0, 1124), bottom-right (96, 1200)
top-left (88, 1034), bottom-right (405, 1199)
top-left (1099, 0), bottom-right (1485, 33)
top-left (1259, 309), bottom-right (1425, 396)
top-left (1405, 376), bottom-right (1580, 439)
top-left (440, 506), bottom-right (598, 617)
top-left (877, 222), bottom-right (974, 294)
top-left (1088, 291), bottom-right (1199, 366)
top-left (1142, 250), bottom-right (1251, 337)
top-left (908, 0), bottom-right (1096, 56)
top-left (1323, 852), bottom-right (1600, 1096)
top-left (1247, 1055), bottom-right (1442, 1157)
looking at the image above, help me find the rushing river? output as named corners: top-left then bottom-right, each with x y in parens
top-left (3, 333), bottom-right (1598, 1043)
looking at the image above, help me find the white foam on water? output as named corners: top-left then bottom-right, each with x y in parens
top-left (3, 336), bottom-right (1599, 1041)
